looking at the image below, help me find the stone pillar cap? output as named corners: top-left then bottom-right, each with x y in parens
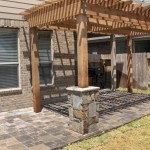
top-left (66, 86), bottom-right (100, 92)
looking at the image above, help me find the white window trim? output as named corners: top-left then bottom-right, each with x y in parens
top-left (39, 30), bottom-right (54, 87)
top-left (18, 29), bottom-right (21, 89)
top-left (0, 28), bottom-right (21, 92)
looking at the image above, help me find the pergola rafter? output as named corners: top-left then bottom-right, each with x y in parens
top-left (22, 0), bottom-right (150, 36)
top-left (22, 0), bottom-right (150, 113)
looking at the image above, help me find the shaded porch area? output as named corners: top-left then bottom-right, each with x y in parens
top-left (21, 0), bottom-right (150, 134)
top-left (44, 90), bottom-right (150, 117)
top-left (0, 91), bottom-right (149, 150)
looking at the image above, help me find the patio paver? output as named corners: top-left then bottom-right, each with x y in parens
top-left (0, 91), bottom-right (149, 150)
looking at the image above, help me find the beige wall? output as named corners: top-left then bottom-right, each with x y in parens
top-left (0, 0), bottom-right (44, 20)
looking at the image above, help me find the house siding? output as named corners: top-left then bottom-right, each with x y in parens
top-left (0, 0), bottom-right (44, 20)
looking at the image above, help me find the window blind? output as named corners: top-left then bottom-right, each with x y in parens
top-left (0, 29), bottom-right (18, 63)
top-left (38, 31), bottom-right (53, 85)
top-left (0, 29), bottom-right (19, 89)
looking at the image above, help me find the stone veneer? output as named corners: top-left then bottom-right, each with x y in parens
top-left (67, 86), bottom-right (100, 134)
top-left (0, 19), bottom-right (75, 112)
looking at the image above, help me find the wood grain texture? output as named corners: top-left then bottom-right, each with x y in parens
top-left (127, 35), bottom-right (133, 93)
top-left (111, 34), bottom-right (117, 91)
top-left (22, 0), bottom-right (150, 36)
top-left (30, 27), bottom-right (41, 113)
top-left (77, 14), bottom-right (89, 88)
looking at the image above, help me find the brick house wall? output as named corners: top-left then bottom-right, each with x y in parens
top-left (0, 19), bottom-right (75, 112)
top-left (41, 30), bottom-right (75, 105)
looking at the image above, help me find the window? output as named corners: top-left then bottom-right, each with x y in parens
top-left (116, 39), bottom-right (127, 54)
top-left (0, 28), bottom-right (19, 90)
top-left (134, 39), bottom-right (150, 53)
top-left (38, 31), bottom-right (53, 86)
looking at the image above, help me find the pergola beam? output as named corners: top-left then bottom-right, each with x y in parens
top-left (22, 0), bottom-right (150, 95)
top-left (48, 18), bottom-right (150, 36)
top-left (23, 0), bottom-right (150, 32)
top-left (111, 34), bottom-right (117, 91)
top-left (77, 14), bottom-right (89, 88)
top-left (25, 0), bottom-right (81, 27)
top-left (88, 17), bottom-right (150, 30)
top-left (91, 27), bottom-right (150, 36)
top-left (30, 27), bottom-right (41, 113)
top-left (83, 3), bottom-right (150, 27)
top-left (127, 35), bottom-right (133, 93)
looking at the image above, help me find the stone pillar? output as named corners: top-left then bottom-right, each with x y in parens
top-left (67, 86), bottom-right (100, 134)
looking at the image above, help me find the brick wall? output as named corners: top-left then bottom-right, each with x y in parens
top-left (41, 30), bottom-right (75, 105)
top-left (0, 19), bottom-right (75, 112)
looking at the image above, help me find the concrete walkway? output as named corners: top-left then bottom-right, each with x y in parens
top-left (0, 91), bottom-right (150, 150)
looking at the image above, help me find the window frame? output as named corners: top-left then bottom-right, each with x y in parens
top-left (38, 30), bottom-right (54, 87)
top-left (133, 37), bottom-right (150, 53)
top-left (0, 28), bottom-right (21, 92)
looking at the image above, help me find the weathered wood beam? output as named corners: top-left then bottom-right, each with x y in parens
top-left (30, 27), bottom-right (41, 113)
top-left (142, 5), bottom-right (150, 16)
top-left (49, 17), bottom-right (150, 36)
top-left (83, 3), bottom-right (150, 27)
top-left (127, 35), bottom-right (133, 93)
top-left (90, 25), bottom-right (150, 36)
top-left (27, 0), bottom-right (81, 27)
top-left (45, 25), bottom-right (76, 31)
top-left (84, 0), bottom-right (130, 7)
top-left (84, 0), bottom-right (146, 17)
top-left (123, 27), bottom-right (150, 34)
top-left (88, 17), bottom-right (150, 30)
top-left (91, 26), bottom-right (131, 35)
top-left (88, 18), bottom-right (150, 35)
top-left (117, 0), bottom-right (133, 10)
top-left (111, 34), bottom-right (117, 91)
top-left (77, 14), bottom-right (89, 88)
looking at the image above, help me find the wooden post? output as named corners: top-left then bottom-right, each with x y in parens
top-left (76, 14), bottom-right (89, 88)
top-left (127, 35), bottom-right (133, 93)
top-left (111, 34), bottom-right (117, 91)
top-left (30, 27), bottom-right (41, 113)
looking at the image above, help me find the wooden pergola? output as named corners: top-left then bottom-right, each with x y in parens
top-left (22, 0), bottom-right (150, 112)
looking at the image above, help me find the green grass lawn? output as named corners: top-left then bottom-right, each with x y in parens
top-left (64, 116), bottom-right (150, 150)
top-left (117, 88), bottom-right (150, 94)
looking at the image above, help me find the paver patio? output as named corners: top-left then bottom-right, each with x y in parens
top-left (0, 91), bottom-right (150, 150)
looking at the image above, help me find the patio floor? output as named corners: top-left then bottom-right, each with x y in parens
top-left (0, 91), bottom-right (150, 150)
